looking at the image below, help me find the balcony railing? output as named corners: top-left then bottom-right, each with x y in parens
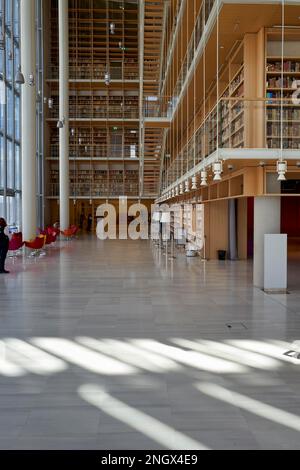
top-left (49, 182), bottom-right (139, 198)
top-left (48, 103), bottom-right (139, 120)
top-left (48, 63), bottom-right (139, 81)
top-left (170, 0), bottom-right (216, 115)
top-left (143, 96), bottom-right (174, 118)
top-left (47, 97), bottom-right (174, 120)
top-left (162, 97), bottom-right (300, 189)
top-left (50, 144), bottom-right (139, 160)
top-left (160, 0), bottom-right (183, 90)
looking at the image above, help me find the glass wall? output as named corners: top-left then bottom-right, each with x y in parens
top-left (0, 0), bottom-right (21, 227)
top-left (0, 0), bottom-right (44, 229)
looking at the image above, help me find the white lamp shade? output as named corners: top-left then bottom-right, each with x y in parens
top-left (192, 176), bottom-right (197, 190)
top-left (200, 170), bottom-right (208, 186)
top-left (213, 161), bottom-right (222, 173)
top-left (213, 161), bottom-right (223, 181)
top-left (277, 160), bottom-right (287, 181)
top-left (277, 160), bottom-right (287, 172)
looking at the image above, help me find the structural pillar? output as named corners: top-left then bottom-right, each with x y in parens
top-left (253, 197), bottom-right (281, 288)
top-left (21, 0), bottom-right (37, 241)
top-left (59, 0), bottom-right (69, 230)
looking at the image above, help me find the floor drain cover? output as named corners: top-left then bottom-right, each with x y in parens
top-left (226, 322), bottom-right (248, 331)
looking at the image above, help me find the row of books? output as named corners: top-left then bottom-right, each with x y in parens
top-left (266, 61), bottom-right (300, 73)
top-left (231, 117), bottom-right (244, 135)
top-left (267, 77), bottom-right (298, 88)
top-left (267, 122), bottom-right (300, 137)
top-left (266, 91), bottom-right (297, 99)
top-left (49, 185), bottom-right (138, 198)
top-left (232, 129), bottom-right (244, 148)
top-left (49, 65), bottom-right (139, 80)
top-left (267, 108), bottom-right (300, 120)
top-left (230, 70), bottom-right (244, 95)
top-left (267, 138), bottom-right (300, 149)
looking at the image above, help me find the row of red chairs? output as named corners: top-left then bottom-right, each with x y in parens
top-left (8, 225), bottom-right (79, 256)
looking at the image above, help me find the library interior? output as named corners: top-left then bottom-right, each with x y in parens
top-left (1, 0), bottom-right (300, 451)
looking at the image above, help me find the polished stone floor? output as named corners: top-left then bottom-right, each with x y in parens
top-left (1, 236), bottom-right (300, 450)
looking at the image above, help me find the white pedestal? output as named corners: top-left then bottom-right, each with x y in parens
top-left (253, 197), bottom-right (281, 288)
top-left (264, 234), bottom-right (287, 293)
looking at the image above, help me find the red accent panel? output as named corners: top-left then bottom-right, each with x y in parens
top-left (281, 197), bottom-right (300, 236)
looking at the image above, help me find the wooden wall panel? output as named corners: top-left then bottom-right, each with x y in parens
top-left (204, 200), bottom-right (229, 260)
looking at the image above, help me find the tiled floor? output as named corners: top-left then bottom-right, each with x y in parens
top-left (1, 236), bottom-right (300, 449)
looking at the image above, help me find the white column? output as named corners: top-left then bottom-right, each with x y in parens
top-left (253, 197), bottom-right (281, 288)
top-left (21, 0), bottom-right (37, 241)
top-left (59, 0), bottom-right (69, 230)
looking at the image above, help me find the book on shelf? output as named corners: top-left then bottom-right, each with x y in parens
top-left (267, 60), bottom-right (300, 73)
top-left (267, 76), bottom-right (298, 88)
top-left (267, 108), bottom-right (300, 120)
top-left (267, 122), bottom-right (300, 138)
top-left (230, 70), bottom-right (244, 95)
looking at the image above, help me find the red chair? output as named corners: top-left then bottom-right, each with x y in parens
top-left (47, 226), bottom-right (60, 237)
top-left (70, 225), bottom-right (79, 236)
top-left (45, 232), bottom-right (57, 245)
top-left (25, 236), bottom-right (46, 257)
top-left (13, 232), bottom-right (23, 240)
top-left (38, 228), bottom-right (57, 246)
top-left (8, 236), bottom-right (24, 260)
top-left (61, 228), bottom-right (74, 240)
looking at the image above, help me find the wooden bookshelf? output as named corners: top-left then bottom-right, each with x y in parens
top-left (204, 41), bottom-right (246, 155)
top-left (48, 160), bottom-right (139, 198)
top-left (49, 1), bottom-right (138, 81)
top-left (46, 1), bottom-right (140, 200)
top-left (265, 29), bottom-right (300, 150)
top-left (228, 43), bottom-right (245, 149)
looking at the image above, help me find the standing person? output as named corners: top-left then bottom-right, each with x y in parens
top-left (87, 214), bottom-right (92, 232)
top-left (0, 218), bottom-right (10, 274)
top-left (79, 210), bottom-right (86, 230)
